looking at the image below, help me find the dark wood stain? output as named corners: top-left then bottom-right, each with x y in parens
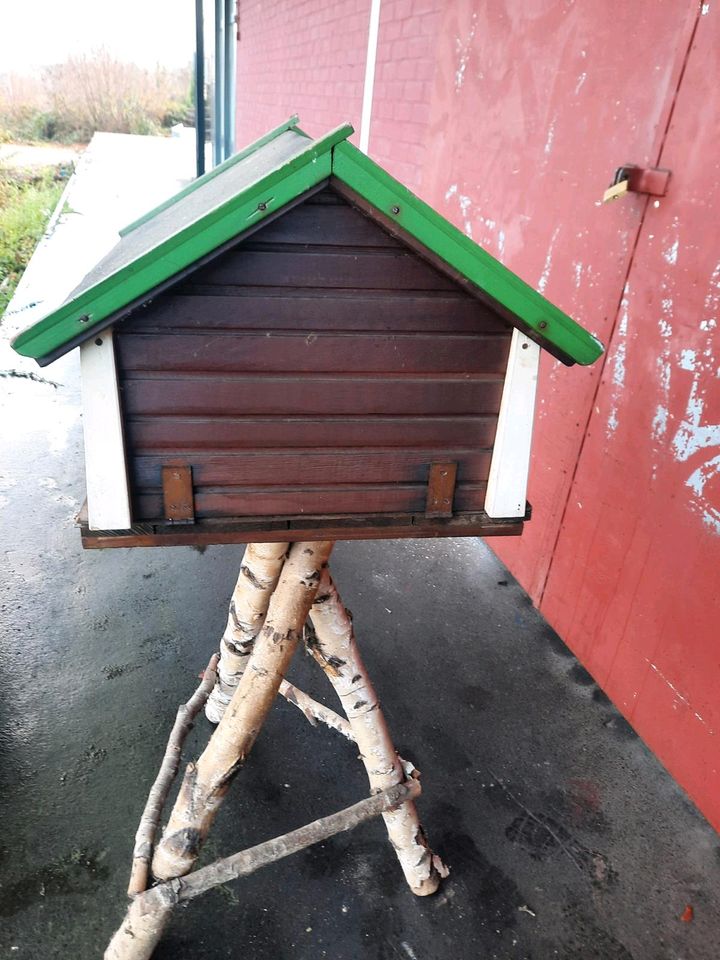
top-left (115, 186), bottom-right (514, 535)
top-left (135, 482), bottom-right (489, 520)
top-left (194, 249), bottom-right (461, 290)
top-left (116, 331), bottom-right (510, 375)
top-left (426, 461), bottom-right (458, 518)
top-left (125, 293), bottom-right (507, 334)
top-left (124, 415), bottom-right (498, 451)
top-left (120, 375), bottom-right (505, 418)
top-left (161, 464), bottom-right (195, 522)
top-left (80, 511), bottom-right (524, 549)
top-left (131, 449), bottom-right (492, 489)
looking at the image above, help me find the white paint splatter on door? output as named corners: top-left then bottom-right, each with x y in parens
top-left (669, 262), bottom-right (720, 533)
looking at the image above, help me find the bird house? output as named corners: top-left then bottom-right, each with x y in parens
top-left (12, 117), bottom-right (603, 549)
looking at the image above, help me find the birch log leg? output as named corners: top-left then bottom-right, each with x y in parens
top-left (308, 568), bottom-right (447, 896)
top-left (205, 541), bottom-right (290, 723)
top-left (151, 540), bottom-right (334, 881)
top-left (128, 654), bottom-right (218, 897)
top-left (106, 781), bottom-right (420, 960)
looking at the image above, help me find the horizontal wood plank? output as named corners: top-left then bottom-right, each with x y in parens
top-left (124, 293), bottom-right (509, 334)
top-left (172, 284), bottom-right (471, 300)
top-left (247, 202), bottom-right (402, 247)
top-left (116, 331), bottom-right (511, 374)
top-left (304, 190), bottom-right (346, 205)
top-left (195, 250), bottom-right (458, 291)
top-left (120, 375), bottom-right (506, 417)
top-left (124, 415), bottom-right (498, 450)
top-left (135, 482), bottom-right (488, 519)
top-left (130, 448), bottom-right (491, 487)
top-left (80, 511), bottom-right (525, 548)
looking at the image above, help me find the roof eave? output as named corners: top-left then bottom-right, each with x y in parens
top-left (13, 120), bottom-right (603, 369)
top-left (13, 123), bottom-right (352, 364)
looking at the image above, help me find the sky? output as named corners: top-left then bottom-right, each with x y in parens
top-left (2, 0), bottom-right (196, 73)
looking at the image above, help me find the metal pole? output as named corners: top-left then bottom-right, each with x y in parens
top-left (194, 0), bottom-right (206, 177)
top-left (213, 0), bottom-right (225, 166)
top-left (223, 0), bottom-right (236, 158)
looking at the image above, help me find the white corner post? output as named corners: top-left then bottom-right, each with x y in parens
top-left (359, 0), bottom-right (382, 154)
top-left (484, 329), bottom-right (541, 519)
top-left (79, 326), bottom-right (132, 530)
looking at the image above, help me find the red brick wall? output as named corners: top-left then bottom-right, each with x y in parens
top-left (369, 0), bottom-right (442, 191)
top-left (236, 0), bottom-right (370, 145)
top-left (235, 0), bottom-right (442, 189)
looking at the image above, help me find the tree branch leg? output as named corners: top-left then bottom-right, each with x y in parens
top-left (106, 780), bottom-right (420, 960)
top-left (128, 654), bottom-right (219, 897)
top-left (205, 541), bottom-right (290, 724)
top-left (151, 540), bottom-right (334, 881)
top-left (279, 679), bottom-right (354, 741)
top-left (308, 568), bottom-right (447, 896)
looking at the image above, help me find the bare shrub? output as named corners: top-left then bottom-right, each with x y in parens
top-left (0, 73), bottom-right (48, 141)
top-left (0, 49), bottom-right (192, 143)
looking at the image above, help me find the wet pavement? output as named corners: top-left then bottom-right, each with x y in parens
top-left (3, 350), bottom-right (720, 960)
top-left (2, 138), bottom-right (720, 960)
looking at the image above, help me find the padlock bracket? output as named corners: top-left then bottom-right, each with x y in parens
top-left (604, 165), bottom-right (671, 202)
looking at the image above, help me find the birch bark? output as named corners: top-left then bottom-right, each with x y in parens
top-left (105, 781), bottom-right (419, 960)
top-left (128, 654), bottom-right (218, 896)
top-left (205, 541), bottom-right (290, 723)
top-left (308, 568), bottom-right (447, 895)
top-left (279, 678), bottom-right (354, 740)
top-left (151, 540), bottom-right (334, 881)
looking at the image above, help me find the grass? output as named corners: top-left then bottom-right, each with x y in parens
top-left (0, 164), bottom-right (67, 318)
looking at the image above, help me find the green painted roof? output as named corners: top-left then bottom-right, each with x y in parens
top-left (12, 117), bottom-right (604, 367)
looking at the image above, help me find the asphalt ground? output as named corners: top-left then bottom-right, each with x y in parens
top-left (1, 347), bottom-right (719, 960)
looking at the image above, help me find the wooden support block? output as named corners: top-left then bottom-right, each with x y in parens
top-left (425, 462), bottom-right (457, 518)
top-left (79, 328), bottom-right (132, 531)
top-left (484, 329), bottom-right (540, 518)
top-left (161, 465), bottom-right (194, 523)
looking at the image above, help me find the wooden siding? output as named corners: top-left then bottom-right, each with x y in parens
top-left (115, 187), bottom-right (513, 524)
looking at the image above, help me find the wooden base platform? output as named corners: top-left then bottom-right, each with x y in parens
top-left (78, 505), bottom-right (529, 549)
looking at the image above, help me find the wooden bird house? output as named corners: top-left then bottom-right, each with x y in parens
top-left (12, 117), bottom-right (603, 548)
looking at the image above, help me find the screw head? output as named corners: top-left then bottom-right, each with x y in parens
top-left (391, 205), bottom-right (400, 215)
top-left (257, 202), bottom-right (267, 211)
top-left (538, 320), bottom-right (548, 330)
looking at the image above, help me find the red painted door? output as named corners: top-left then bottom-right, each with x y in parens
top-left (232, 0), bottom-right (720, 830)
top-left (391, 1), bottom-right (719, 828)
top-left (541, 6), bottom-right (720, 829)
top-left (413, 0), bottom-right (700, 602)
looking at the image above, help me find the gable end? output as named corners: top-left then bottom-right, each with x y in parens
top-left (112, 186), bottom-right (516, 535)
